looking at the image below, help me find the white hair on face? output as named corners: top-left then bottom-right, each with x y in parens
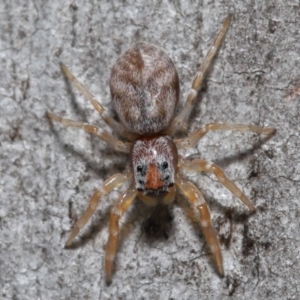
top-left (131, 136), bottom-right (176, 194)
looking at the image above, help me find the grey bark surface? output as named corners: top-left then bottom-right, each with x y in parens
top-left (1, 1), bottom-right (299, 299)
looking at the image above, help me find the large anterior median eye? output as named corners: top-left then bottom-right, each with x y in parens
top-left (162, 162), bottom-right (168, 169)
top-left (137, 165), bottom-right (143, 172)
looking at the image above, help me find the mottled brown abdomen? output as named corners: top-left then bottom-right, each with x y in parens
top-left (110, 42), bottom-right (180, 135)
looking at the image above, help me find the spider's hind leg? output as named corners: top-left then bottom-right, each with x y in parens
top-left (60, 63), bottom-right (136, 140)
top-left (168, 16), bottom-right (231, 136)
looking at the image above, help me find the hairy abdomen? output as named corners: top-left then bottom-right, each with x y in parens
top-left (110, 42), bottom-right (180, 135)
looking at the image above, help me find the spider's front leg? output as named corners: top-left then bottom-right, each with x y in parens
top-left (179, 158), bottom-right (255, 211)
top-left (65, 172), bottom-right (132, 247)
top-left (175, 172), bottom-right (224, 275)
top-left (105, 183), bottom-right (137, 284)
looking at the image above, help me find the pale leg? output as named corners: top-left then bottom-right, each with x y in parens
top-left (65, 172), bottom-right (133, 247)
top-left (168, 16), bottom-right (231, 135)
top-left (175, 172), bottom-right (224, 275)
top-left (48, 113), bottom-right (131, 153)
top-left (105, 184), bottom-right (137, 284)
top-left (61, 64), bottom-right (137, 140)
top-left (179, 157), bottom-right (255, 211)
top-left (175, 123), bottom-right (275, 149)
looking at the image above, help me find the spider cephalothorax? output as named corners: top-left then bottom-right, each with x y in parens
top-left (49, 15), bottom-right (275, 284)
top-left (131, 135), bottom-right (178, 197)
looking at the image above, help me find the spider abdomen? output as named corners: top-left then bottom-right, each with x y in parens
top-left (110, 42), bottom-right (180, 135)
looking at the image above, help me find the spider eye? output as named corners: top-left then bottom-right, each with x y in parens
top-left (162, 162), bottom-right (168, 169)
top-left (137, 165), bottom-right (143, 172)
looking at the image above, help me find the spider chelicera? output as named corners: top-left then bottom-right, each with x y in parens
top-left (49, 16), bottom-right (275, 284)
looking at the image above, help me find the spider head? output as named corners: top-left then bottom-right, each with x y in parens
top-left (131, 136), bottom-right (178, 197)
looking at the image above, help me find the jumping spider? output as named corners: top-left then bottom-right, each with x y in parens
top-left (49, 16), bottom-right (275, 283)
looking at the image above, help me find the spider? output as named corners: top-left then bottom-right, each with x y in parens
top-left (48, 16), bottom-right (275, 284)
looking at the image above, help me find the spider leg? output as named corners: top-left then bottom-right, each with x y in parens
top-left (65, 172), bottom-right (132, 247)
top-left (168, 16), bottom-right (231, 136)
top-left (179, 157), bottom-right (255, 211)
top-left (60, 64), bottom-right (137, 141)
top-left (175, 172), bottom-right (224, 275)
top-left (105, 183), bottom-right (137, 284)
top-left (48, 113), bottom-right (131, 153)
top-left (175, 123), bottom-right (275, 149)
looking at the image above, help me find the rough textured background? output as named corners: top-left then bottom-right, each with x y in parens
top-left (1, 1), bottom-right (299, 299)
